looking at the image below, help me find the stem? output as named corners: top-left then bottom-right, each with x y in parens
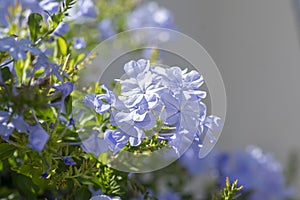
top-left (0, 59), bottom-right (13, 68)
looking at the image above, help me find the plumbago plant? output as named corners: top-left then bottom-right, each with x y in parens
top-left (0, 0), bottom-right (244, 199)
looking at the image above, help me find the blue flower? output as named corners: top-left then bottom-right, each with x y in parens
top-left (98, 19), bottom-right (116, 40)
top-left (0, 111), bottom-right (29, 141)
top-left (63, 156), bottom-right (76, 166)
top-left (28, 125), bottom-right (49, 152)
top-left (41, 172), bottom-right (49, 179)
top-left (84, 85), bottom-right (115, 114)
top-left (179, 140), bottom-right (218, 174)
top-left (127, 2), bottom-right (174, 30)
top-left (152, 66), bottom-right (206, 100)
top-left (39, 0), bottom-right (60, 14)
top-left (104, 129), bottom-right (129, 154)
top-left (73, 37), bottom-right (86, 49)
top-left (33, 53), bottom-right (64, 82)
top-left (160, 92), bottom-right (202, 133)
top-left (110, 109), bottom-right (145, 146)
top-left (157, 191), bottom-right (181, 200)
top-left (90, 195), bottom-right (121, 200)
top-left (215, 146), bottom-right (294, 200)
top-left (76, 0), bottom-right (97, 18)
top-left (84, 59), bottom-right (221, 155)
top-left (68, 0), bottom-right (97, 22)
top-left (53, 22), bottom-right (70, 36)
top-left (0, 37), bottom-right (40, 60)
top-left (196, 115), bottom-right (222, 145)
top-left (104, 128), bottom-right (143, 154)
top-left (117, 59), bottom-right (164, 116)
top-left (54, 82), bottom-right (74, 99)
top-left (68, 118), bottom-right (75, 127)
top-left (123, 59), bottom-right (150, 79)
top-left (81, 130), bottom-right (109, 157)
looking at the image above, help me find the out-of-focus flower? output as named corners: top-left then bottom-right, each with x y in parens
top-left (157, 191), bottom-right (181, 200)
top-left (39, 0), bottom-right (59, 14)
top-left (76, 0), bottom-right (97, 18)
top-left (216, 146), bottom-right (293, 200)
top-left (41, 172), bottom-right (49, 179)
top-left (127, 2), bottom-right (173, 30)
top-left (0, 111), bottom-right (29, 141)
top-left (180, 140), bottom-right (218, 175)
top-left (0, 0), bottom-right (58, 27)
top-left (73, 37), bottom-right (86, 49)
top-left (63, 156), bottom-right (76, 166)
top-left (27, 125), bottom-right (49, 152)
top-left (33, 53), bottom-right (64, 82)
top-left (54, 82), bottom-right (74, 99)
top-left (90, 195), bottom-right (121, 200)
top-left (53, 22), bottom-right (70, 36)
top-left (98, 19), bottom-right (116, 40)
top-left (0, 37), bottom-right (40, 60)
top-left (68, 0), bottom-right (97, 22)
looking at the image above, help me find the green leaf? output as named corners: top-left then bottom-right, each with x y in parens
top-left (1, 67), bottom-right (11, 82)
top-left (0, 143), bottom-right (16, 161)
top-left (75, 187), bottom-right (91, 199)
top-left (28, 13), bottom-right (43, 41)
top-left (14, 60), bottom-right (24, 84)
top-left (12, 173), bottom-right (37, 199)
top-left (57, 37), bottom-right (68, 56)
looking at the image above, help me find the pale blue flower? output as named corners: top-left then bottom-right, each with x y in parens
top-left (0, 0), bottom-right (58, 27)
top-left (54, 82), bottom-right (74, 99)
top-left (81, 130), bottom-right (109, 157)
top-left (110, 110), bottom-right (145, 146)
top-left (53, 22), bottom-right (70, 36)
top-left (28, 125), bottom-right (49, 152)
top-left (68, 0), bottom-right (97, 22)
top-left (90, 195), bottom-right (121, 200)
top-left (33, 53), bottom-right (64, 81)
top-left (196, 115), bottom-right (222, 145)
top-left (179, 141), bottom-right (218, 174)
top-left (161, 92), bottom-right (202, 133)
top-left (84, 85), bottom-right (115, 114)
top-left (73, 37), bottom-right (86, 49)
top-left (0, 37), bottom-right (40, 60)
top-left (98, 19), bottom-right (116, 40)
top-left (127, 2), bottom-right (173, 29)
top-left (104, 129), bottom-right (130, 154)
top-left (123, 59), bottom-right (150, 79)
top-left (157, 191), bottom-right (181, 200)
top-left (216, 146), bottom-right (294, 200)
top-left (76, 0), bottom-right (97, 18)
top-left (152, 66), bottom-right (206, 100)
top-left (39, 0), bottom-right (59, 14)
top-left (0, 111), bottom-right (29, 141)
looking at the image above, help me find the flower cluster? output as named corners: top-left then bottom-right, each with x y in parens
top-left (83, 59), bottom-right (221, 157)
top-left (216, 146), bottom-right (294, 200)
top-left (98, 1), bottom-right (174, 40)
top-left (180, 144), bottom-right (294, 199)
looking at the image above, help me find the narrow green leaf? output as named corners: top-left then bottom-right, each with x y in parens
top-left (57, 37), bottom-right (68, 56)
top-left (0, 143), bottom-right (16, 161)
top-left (28, 13), bottom-right (43, 41)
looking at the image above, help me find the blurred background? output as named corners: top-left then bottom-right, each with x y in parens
top-left (156, 0), bottom-right (300, 195)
